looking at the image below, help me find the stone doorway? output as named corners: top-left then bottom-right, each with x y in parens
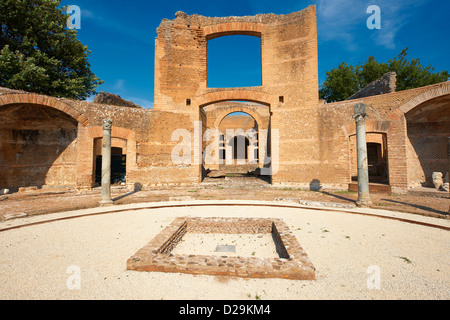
top-left (94, 140), bottom-right (127, 186)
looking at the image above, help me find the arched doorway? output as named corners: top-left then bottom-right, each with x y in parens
top-left (196, 92), bottom-right (274, 183)
top-left (350, 133), bottom-right (389, 184)
top-left (94, 140), bottom-right (127, 186)
top-left (218, 111), bottom-right (259, 175)
top-left (404, 94), bottom-right (450, 189)
top-left (0, 103), bottom-right (79, 192)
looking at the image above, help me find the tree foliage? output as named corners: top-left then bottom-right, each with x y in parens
top-left (0, 0), bottom-right (103, 100)
top-left (319, 48), bottom-right (449, 103)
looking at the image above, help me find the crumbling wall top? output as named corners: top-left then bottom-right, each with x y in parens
top-left (157, 5), bottom-right (316, 34)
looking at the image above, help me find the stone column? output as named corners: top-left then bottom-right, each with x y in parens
top-left (353, 103), bottom-right (372, 207)
top-left (100, 119), bottom-right (113, 206)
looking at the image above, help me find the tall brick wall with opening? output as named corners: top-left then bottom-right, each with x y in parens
top-left (153, 6), bottom-right (320, 185)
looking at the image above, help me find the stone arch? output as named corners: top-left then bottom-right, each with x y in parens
top-left (194, 89), bottom-right (275, 108)
top-left (203, 22), bottom-right (265, 40)
top-left (213, 106), bottom-right (269, 130)
top-left (0, 92), bottom-right (90, 126)
top-left (398, 82), bottom-right (450, 115)
top-left (204, 103), bottom-right (270, 173)
top-left (395, 83), bottom-right (450, 189)
top-left (0, 92), bottom-right (89, 190)
top-left (341, 120), bottom-right (391, 138)
top-left (87, 126), bottom-right (135, 141)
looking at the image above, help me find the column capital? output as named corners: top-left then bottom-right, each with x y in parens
top-left (353, 102), bottom-right (367, 115)
top-left (102, 119), bottom-right (113, 130)
top-left (353, 103), bottom-right (368, 125)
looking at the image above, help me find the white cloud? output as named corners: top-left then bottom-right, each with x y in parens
top-left (316, 0), bottom-right (431, 50)
top-left (74, 6), bottom-right (154, 46)
top-left (316, 0), bottom-right (366, 50)
top-left (81, 9), bottom-right (95, 19)
top-left (112, 79), bottom-right (125, 93)
top-left (368, 0), bottom-right (430, 49)
top-left (127, 97), bottom-right (154, 109)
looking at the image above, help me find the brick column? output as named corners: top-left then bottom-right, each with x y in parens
top-left (75, 123), bottom-right (94, 190)
top-left (387, 110), bottom-right (409, 193)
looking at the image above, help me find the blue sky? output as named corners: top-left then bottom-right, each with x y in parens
top-left (59, 0), bottom-right (450, 108)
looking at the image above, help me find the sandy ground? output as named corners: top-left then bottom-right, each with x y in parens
top-left (172, 233), bottom-right (279, 258)
top-left (0, 200), bottom-right (448, 300)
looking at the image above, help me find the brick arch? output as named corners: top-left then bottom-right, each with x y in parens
top-left (87, 126), bottom-right (137, 173)
top-left (341, 120), bottom-right (391, 138)
top-left (0, 93), bottom-right (90, 126)
top-left (194, 89), bottom-right (275, 108)
top-left (203, 22), bottom-right (265, 40)
top-left (340, 120), bottom-right (392, 187)
top-left (213, 106), bottom-right (269, 130)
top-left (87, 126), bottom-right (135, 140)
top-left (398, 82), bottom-right (450, 115)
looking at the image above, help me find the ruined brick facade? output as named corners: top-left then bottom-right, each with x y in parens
top-left (0, 6), bottom-right (449, 194)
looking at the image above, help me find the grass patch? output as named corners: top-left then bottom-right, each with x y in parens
top-left (334, 190), bottom-right (357, 195)
top-left (398, 256), bottom-right (412, 264)
top-left (375, 202), bottom-right (389, 206)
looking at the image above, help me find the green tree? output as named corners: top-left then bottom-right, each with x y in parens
top-left (319, 48), bottom-right (449, 103)
top-left (0, 0), bottom-right (103, 100)
top-left (356, 56), bottom-right (389, 89)
top-left (318, 62), bottom-right (360, 103)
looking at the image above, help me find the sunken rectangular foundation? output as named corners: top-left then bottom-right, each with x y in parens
top-left (127, 217), bottom-right (315, 280)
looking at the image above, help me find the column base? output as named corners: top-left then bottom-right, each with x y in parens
top-left (356, 199), bottom-right (372, 208)
top-left (99, 199), bottom-right (114, 206)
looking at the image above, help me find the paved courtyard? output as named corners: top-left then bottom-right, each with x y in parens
top-left (0, 198), bottom-right (448, 300)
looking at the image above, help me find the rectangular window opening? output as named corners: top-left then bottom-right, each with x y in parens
top-left (207, 35), bottom-right (262, 88)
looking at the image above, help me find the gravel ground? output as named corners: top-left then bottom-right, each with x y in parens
top-left (172, 233), bottom-right (279, 258)
top-left (0, 201), bottom-right (448, 300)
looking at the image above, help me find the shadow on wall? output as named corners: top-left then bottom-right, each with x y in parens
top-left (405, 101), bottom-right (449, 188)
top-left (408, 127), bottom-right (448, 188)
top-left (0, 104), bottom-right (78, 193)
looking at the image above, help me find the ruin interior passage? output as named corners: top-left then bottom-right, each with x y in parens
top-left (95, 147), bottom-right (127, 186)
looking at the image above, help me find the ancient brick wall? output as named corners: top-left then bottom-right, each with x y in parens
top-left (0, 6), bottom-right (448, 193)
top-left (320, 82), bottom-right (450, 192)
top-left (0, 97), bottom-right (79, 190)
top-left (153, 6), bottom-right (320, 185)
top-left (347, 72), bottom-right (397, 100)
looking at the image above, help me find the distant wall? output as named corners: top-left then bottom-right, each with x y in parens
top-left (348, 72), bottom-right (397, 100)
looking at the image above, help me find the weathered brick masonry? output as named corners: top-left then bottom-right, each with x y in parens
top-left (0, 6), bottom-right (448, 193)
